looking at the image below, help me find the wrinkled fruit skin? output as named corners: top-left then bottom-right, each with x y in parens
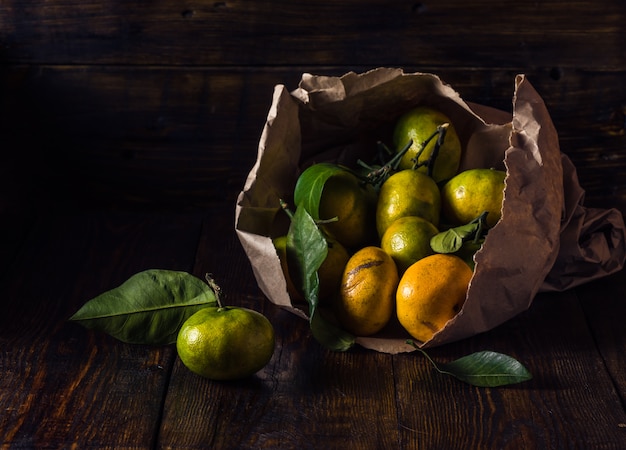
top-left (335, 246), bottom-right (399, 336)
top-left (396, 254), bottom-right (473, 343)
top-left (176, 307), bottom-right (275, 381)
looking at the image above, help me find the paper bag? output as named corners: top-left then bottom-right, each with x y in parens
top-left (235, 68), bottom-right (626, 353)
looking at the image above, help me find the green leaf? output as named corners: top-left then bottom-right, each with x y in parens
top-left (287, 206), bottom-right (355, 351)
top-left (438, 351), bottom-right (533, 387)
top-left (310, 312), bottom-right (356, 352)
top-left (286, 206), bottom-right (328, 305)
top-left (453, 240), bottom-right (484, 271)
top-left (407, 341), bottom-right (532, 387)
top-left (430, 222), bottom-right (480, 253)
top-left (69, 270), bottom-right (217, 345)
top-left (293, 163), bottom-right (347, 220)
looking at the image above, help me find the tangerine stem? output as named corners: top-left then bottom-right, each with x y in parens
top-left (425, 123), bottom-right (449, 177)
top-left (406, 340), bottom-right (454, 377)
top-left (410, 124), bottom-right (447, 171)
top-left (364, 139), bottom-right (413, 189)
top-left (279, 199), bottom-right (295, 221)
top-left (410, 123), bottom-right (449, 176)
top-left (205, 273), bottom-right (223, 308)
top-left (281, 198), bottom-right (337, 226)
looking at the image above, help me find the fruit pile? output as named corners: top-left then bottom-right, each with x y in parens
top-left (273, 106), bottom-right (506, 345)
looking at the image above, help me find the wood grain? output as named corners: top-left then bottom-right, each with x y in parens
top-left (391, 292), bottom-right (626, 448)
top-left (1, 1), bottom-right (625, 69)
top-left (2, 0), bottom-right (626, 448)
top-left (2, 1), bottom-right (626, 215)
top-left (0, 212), bottom-right (203, 448)
top-left (577, 271), bottom-right (626, 404)
top-left (2, 66), bottom-right (625, 214)
top-left (160, 214), bottom-right (402, 448)
top-left (1, 209), bottom-right (626, 448)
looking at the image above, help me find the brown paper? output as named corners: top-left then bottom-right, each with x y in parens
top-left (235, 68), bottom-right (626, 353)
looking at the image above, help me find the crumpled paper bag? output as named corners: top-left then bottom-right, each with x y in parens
top-left (235, 68), bottom-right (626, 353)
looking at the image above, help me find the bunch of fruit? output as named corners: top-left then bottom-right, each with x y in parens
top-left (274, 106), bottom-right (506, 344)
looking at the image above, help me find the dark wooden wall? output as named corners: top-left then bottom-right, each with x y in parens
top-left (2, 0), bottom-right (625, 251)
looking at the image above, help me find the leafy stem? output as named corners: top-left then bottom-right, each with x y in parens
top-left (430, 211), bottom-right (490, 254)
top-left (69, 270), bottom-right (218, 345)
top-left (280, 198), bottom-right (338, 227)
top-left (287, 206), bottom-right (355, 351)
top-left (412, 123), bottom-right (449, 178)
top-left (279, 199), bottom-right (295, 220)
top-left (414, 123), bottom-right (450, 177)
top-left (359, 121), bottom-right (449, 189)
top-left (358, 139), bottom-right (413, 190)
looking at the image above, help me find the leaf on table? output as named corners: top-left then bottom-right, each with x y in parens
top-left (69, 270), bottom-right (217, 345)
top-left (437, 350), bottom-right (532, 387)
top-left (408, 341), bottom-right (532, 387)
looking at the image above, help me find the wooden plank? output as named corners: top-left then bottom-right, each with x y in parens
top-left (0, 66), bottom-right (279, 211)
top-left (155, 209), bottom-right (626, 448)
top-left (0, 211), bottom-right (204, 448)
top-left (577, 269), bottom-right (626, 404)
top-left (1, 1), bottom-right (625, 69)
top-left (158, 214), bottom-right (401, 448)
top-left (2, 209), bottom-right (623, 448)
top-left (392, 289), bottom-right (626, 448)
top-left (2, 65), bottom-right (625, 212)
top-left (159, 316), bottom-right (400, 448)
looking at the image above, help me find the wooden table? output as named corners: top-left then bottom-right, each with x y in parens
top-left (2, 1), bottom-right (626, 448)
